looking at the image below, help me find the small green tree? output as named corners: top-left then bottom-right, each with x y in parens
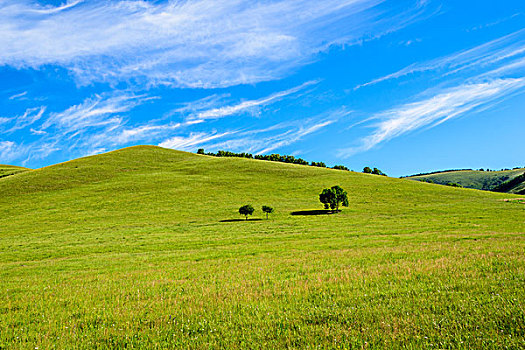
top-left (363, 166), bottom-right (372, 173)
top-left (239, 204), bottom-right (255, 220)
top-left (262, 205), bottom-right (274, 219)
top-left (197, 148), bottom-right (205, 154)
top-left (372, 167), bottom-right (386, 176)
top-left (319, 185), bottom-right (349, 212)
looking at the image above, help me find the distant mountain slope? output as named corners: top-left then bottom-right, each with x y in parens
top-left (406, 168), bottom-right (525, 192)
top-left (0, 164), bottom-right (31, 179)
top-left (493, 173), bottom-right (525, 194)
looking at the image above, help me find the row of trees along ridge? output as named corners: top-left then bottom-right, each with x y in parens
top-left (197, 149), bottom-right (386, 176)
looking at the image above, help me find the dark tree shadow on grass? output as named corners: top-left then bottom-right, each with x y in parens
top-left (220, 218), bottom-right (263, 222)
top-left (290, 210), bottom-right (340, 216)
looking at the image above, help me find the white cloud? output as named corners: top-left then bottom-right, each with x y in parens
top-left (3, 106), bottom-right (46, 133)
top-left (159, 131), bottom-right (234, 151)
top-left (186, 80), bottom-right (319, 121)
top-left (257, 120), bottom-right (335, 154)
top-left (20, 141), bottom-right (61, 166)
top-left (29, 0), bottom-right (84, 14)
top-left (114, 123), bottom-right (183, 144)
top-left (83, 147), bottom-right (107, 157)
top-left (30, 128), bottom-right (47, 135)
top-left (199, 109), bottom-right (351, 154)
top-left (356, 28), bottom-right (525, 89)
top-left (0, 0), bottom-right (432, 87)
top-left (340, 78), bottom-right (525, 156)
top-left (42, 93), bottom-right (154, 134)
top-left (8, 91), bottom-right (28, 100)
top-left (0, 141), bottom-right (26, 163)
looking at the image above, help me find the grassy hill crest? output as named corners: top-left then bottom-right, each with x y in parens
top-left (0, 164), bottom-right (31, 179)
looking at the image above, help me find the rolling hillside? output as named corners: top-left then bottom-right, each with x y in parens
top-left (0, 164), bottom-right (30, 179)
top-left (1, 146), bottom-right (524, 349)
top-left (407, 168), bottom-right (525, 193)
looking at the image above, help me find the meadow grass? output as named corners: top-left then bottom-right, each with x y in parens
top-left (0, 165), bottom-right (30, 179)
top-left (1, 146), bottom-right (524, 349)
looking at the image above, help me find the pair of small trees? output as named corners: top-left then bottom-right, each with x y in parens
top-left (319, 185), bottom-right (349, 212)
top-left (239, 205), bottom-right (274, 220)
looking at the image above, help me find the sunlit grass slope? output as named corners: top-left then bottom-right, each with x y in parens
top-left (1, 146), bottom-right (524, 349)
top-left (408, 168), bottom-right (525, 192)
top-left (0, 164), bottom-right (30, 179)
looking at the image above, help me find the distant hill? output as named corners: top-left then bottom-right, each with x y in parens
top-left (0, 164), bottom-right (30, 179)
top-left (493, 173), bottom-right (525, 194)
top-left (406, 168), bottom-right (525, 194)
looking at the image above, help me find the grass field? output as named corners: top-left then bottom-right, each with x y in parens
top-left (0, 165), bottom-right (30, 179)
top-left (1, 146), bottom-right (524, 349)
top-left (407, 168), bottom-right (525, 193)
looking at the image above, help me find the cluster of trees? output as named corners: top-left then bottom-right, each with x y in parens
top-left (481, 167), bottom-right (524, 172)
top-left (237, 185), bottom-right (350, 222)
top-left (238, 205), bottom-right (274, 220)
top-left (198, 149), bottom-right (254, 159)
top-left (197, 149), bottom-right (350, 171)
top-left (363, 167), bottom-right (386, 176)
top-left (319, 185), bottom-right (349, 212)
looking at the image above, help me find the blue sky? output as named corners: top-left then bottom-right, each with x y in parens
top-left (1, 0), bottom-right (524, 176)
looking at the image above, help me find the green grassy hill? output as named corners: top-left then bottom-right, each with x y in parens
top-left (0, 164), bottom-right (30, 179)
top-left (407, 168), bottom-right (525, 193)
top-left (1, 146), bottom-right (524, 349)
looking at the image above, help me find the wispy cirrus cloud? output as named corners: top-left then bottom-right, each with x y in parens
top-left (158, 131), bottom-right (235, 151)
top-left (340, 77), bottom-right (525, 156)
top-left (0, 91), bottom-right (158, 162)
top-left (256, 120), bottom-right (336, 154)
top-left (2, 106), bottom-right (46, 134)
top-left (0, 141), bottom-right (24, 163)
top-left (0, 79), bottom-right (325, 163)
top-left (29, 0), bottom-right (84, 14)
top-left (41, 93), bottom-right (155, 134)
top-left (0, 0), bottom-right (433, 88)
top-left (176, 109), bottom-right (351, 155)
top-left (341, 28), bottom-right (525, 157)
top-left (8, 91), bottom-right (28, 100)
top-left (355, 28), bottom-right (525, 89)
top-left (180, 80), bottom-right (319, 122)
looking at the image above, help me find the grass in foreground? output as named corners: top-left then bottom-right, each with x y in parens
top-left (1, 146), bottom-right (524, 349)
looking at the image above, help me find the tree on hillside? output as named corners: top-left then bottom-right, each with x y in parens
top-left (197, 148), bottom-right (205, 154)
top-left (372, 168), bottom-right (387, 176)
top-left (319, 185), bottom-right (349, 212)
top-left (363, 166), bottom-right (372, 173)
top-left (239, 204), bottom-right (255, 220)
top-left (262, 205), bottom-right (274, 219)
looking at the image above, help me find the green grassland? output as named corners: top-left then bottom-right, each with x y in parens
top-left (407, 168), bottom-right (525, 193)
top-left (1, 146), bottom-right (524, 349)
top-left (0, 164), bottom-right (30, 179)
